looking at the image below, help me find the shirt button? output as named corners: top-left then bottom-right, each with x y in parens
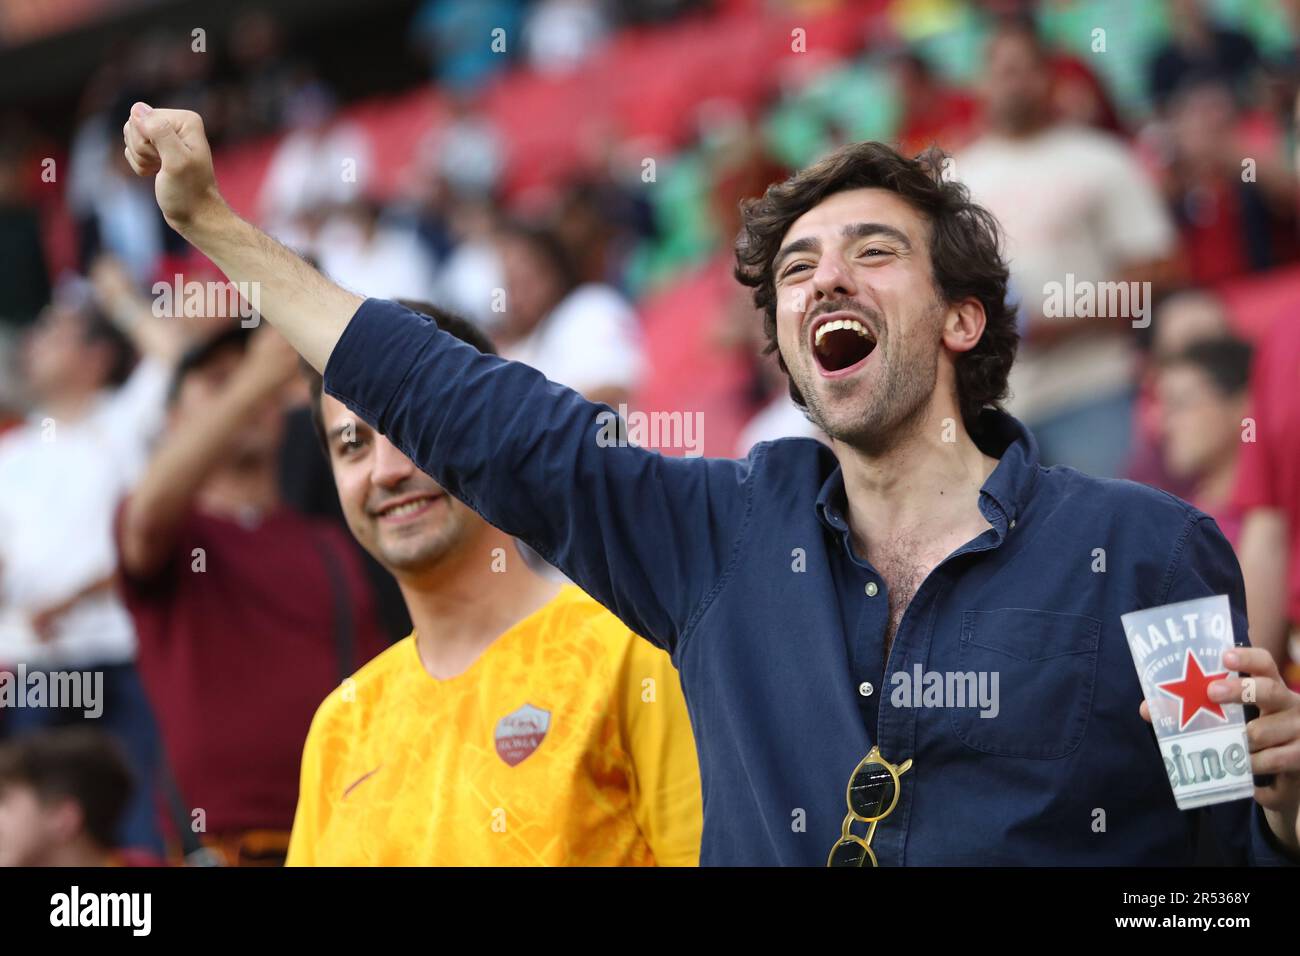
top-left (865, 581), bottom-right (879, 597)
top-left (1010, 519), bottom-right (1017, 529)
top-left (858, 681), bottom-right (874, 697)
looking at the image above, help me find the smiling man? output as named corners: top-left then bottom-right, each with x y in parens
top-left (286, 303), bottom-right (701, 867)
top-left (122, 105), bottom-right (1300, 866)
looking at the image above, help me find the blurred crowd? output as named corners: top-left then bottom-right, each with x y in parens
top-left (2, 0), bottom-right (1300, 865)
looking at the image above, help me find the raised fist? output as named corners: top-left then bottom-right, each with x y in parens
top-left (122, 102), bottom-right (225, 235)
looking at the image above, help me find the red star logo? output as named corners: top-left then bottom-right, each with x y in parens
top-left (1157, 649), bottom-right (1229, 730)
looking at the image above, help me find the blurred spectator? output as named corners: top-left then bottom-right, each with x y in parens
top-left (66, 71), bottom-right (124, 269)
top-left (315, 197), bottom-right (438, 301)
top-left (1158, 79), bottom-right (1297, 284)
top-left (410, 0), bottom-right (524, 91)
top-left (115, 327), bottom-right (387, 865)
top-left (523, 0), bottom-right (611, 74)
top-left (0, 126), bottom-right (52, 327)
top-left (555, 176), bottom-right (655, 292)
top-left (706, 109), bottom-right (788, 247)
top-left (1126, 288), bottom-right (1231, 495)
top-left (495, 221), bottom-right (645, 406)
top-left (1050, 52), bottom-right (1126, 136)
top-left (1233, 314), bottom-right (1300, 689)
top-left (258, 79), bottom-right (372, 247)
top-left (433, 197), bottom-right (506, 327)
top-left (0, 728), bottom-right (136, 867)
top-left (154, 26), bottom-right (224, 137)
top-left (1154, 336), bottom-right (1253, 545)
top-left (96, 148), bottom-right (171, 287)
top-left (1150, 287), bottom-right (1233, 361)
top-left (890, 51), bottom-right (978, 155)
top-left (0, 274), bottom-right (179, 856)
top-left (1264, 0), bottom-right (1300, 124)
top-left (68, 93), bottom-right (170, 288)
top-left (957, 18), bottom-right (1178, 477)
top-left (1148, 0), bottom-right (1261, 110)
top-left (424, 92), bottom-right (506, 200)
top-left (225, 9), bottom-right (302, 141)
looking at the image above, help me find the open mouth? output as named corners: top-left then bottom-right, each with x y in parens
top-left (373, 491), bottom-right (444, 522)
top-left (811, 313), bottom-right (877, 374)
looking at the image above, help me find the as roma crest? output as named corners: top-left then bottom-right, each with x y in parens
top-left (494, 703), bottom-right (551, 766)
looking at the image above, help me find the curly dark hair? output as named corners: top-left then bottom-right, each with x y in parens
top-left (734, 141), bottom-right (1019, 434)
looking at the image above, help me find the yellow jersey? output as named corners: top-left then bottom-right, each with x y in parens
top-left (286, 585), bottom-right (701, 866)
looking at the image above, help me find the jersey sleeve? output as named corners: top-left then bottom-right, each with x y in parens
top-left (286, 693), bottom-right (343, 867)
top-left (615, 632), bottom-right (703, 866)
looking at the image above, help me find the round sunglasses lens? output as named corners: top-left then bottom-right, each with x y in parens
top-left (848, 762), bottom-right (897, 819)
top-left (829, 840), bottom-right (870, 867)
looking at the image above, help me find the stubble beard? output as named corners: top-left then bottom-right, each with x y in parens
top-left (795, 307), bottom-right (942, 457)
top-left (375, 505), bottom-right (468, 574)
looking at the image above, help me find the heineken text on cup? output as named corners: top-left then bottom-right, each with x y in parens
top-left (1121, 595), bottom-right (1253, 810)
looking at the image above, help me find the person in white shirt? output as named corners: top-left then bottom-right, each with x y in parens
top-left (494, 221), bottom-right (644, 408)
top-left (257, 81), bottom-right (372, 250)
top-left (491, 222), bottom-right (645, 581)
top-left (956, 19), bottom-right (1178, 477)
top-left (0, 278), bottom-right (179, 855)
top-left (315, 197), bottom-right (438, 304)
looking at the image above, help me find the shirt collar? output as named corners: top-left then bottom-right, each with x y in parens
top-left (814, 408), bottom-right (1041, 536)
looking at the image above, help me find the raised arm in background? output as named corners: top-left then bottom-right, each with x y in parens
top-left (117, 328), bottom-right (300, 579)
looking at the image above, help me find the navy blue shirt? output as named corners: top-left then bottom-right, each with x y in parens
top-left (325, 298), bottom-right (1295, 866)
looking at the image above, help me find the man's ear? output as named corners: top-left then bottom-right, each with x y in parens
top-left (942, 298), bottom-right (986, 355)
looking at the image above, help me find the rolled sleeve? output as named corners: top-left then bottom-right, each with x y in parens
top-left (323, 298), bottom-right (435, 431)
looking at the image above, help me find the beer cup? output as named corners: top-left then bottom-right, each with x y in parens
top-left (1121, 595), bottom-right (1254, 810)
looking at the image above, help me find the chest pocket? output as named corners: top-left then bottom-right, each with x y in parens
top-left (949, 608), bottom-right (1100, 759)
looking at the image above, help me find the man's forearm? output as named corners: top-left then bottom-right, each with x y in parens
top-left (182, 204), bottom-right (362, 372)
top-left (121, 366), bottom-right (283, 574)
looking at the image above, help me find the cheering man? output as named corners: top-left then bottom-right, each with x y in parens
top-left (122, 104), bottom-right (1300, 865)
